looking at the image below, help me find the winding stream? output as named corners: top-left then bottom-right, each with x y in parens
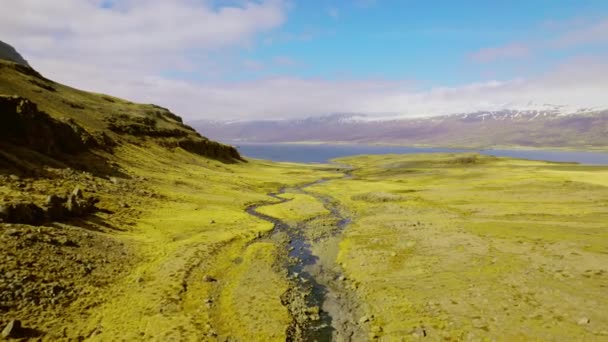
top-left (245, 174), bottom-right (359, 341)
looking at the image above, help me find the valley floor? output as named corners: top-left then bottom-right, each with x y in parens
top-left (2, 151), bottom-right (608, 341)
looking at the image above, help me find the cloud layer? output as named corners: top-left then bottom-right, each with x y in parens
top-left (1, 2), bottom-right (607, 121)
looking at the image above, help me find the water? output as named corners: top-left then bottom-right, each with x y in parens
top-left (235, 143), bottom-right (608, 165)
top-left (245, 176), bottom-right (358, 341)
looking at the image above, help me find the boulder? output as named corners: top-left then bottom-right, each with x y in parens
top-left (10, 202), bottom-right (45, 225)
top-left (66, 195), bottom-right (83, 216)
top-left (71, 186), bottom-right (83, 199)
top-left (45, 194), bottom-right (67, 221)
top-left (1, 319), bottom-right (21, 338)
top-left (0, 204), bottom-right (9, 222)
top-left (202, 275), bottom-right (217, 282)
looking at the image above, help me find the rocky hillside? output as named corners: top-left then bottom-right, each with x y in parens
top-left (0, 41), bottom-right (242, 178)
top-left (0, 41), bottom-right (246, 339)
top-left (194, 109), bottom-right (608, 149)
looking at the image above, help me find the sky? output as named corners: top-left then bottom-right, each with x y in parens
top-left (1, 0), bottom-right (608, 121)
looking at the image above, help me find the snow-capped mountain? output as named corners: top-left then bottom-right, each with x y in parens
top-left (190, 107), bottom-right (608, 149)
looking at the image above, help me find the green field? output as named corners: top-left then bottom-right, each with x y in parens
top-left (303, 153), bottom-right (608, 340)
top-left (2, 56), bottom-right (608, 341)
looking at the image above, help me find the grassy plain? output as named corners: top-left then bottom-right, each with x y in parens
top-left (73, 146), bottom-right (342, 341)
top-left (303, 153), bottom-right (608, 340)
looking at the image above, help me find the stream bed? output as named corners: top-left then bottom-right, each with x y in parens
top-left (245, 175), bottom-right (363, 341)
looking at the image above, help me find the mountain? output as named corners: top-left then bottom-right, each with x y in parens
top-left (0, 40), bottom-right (29, 66)
top-left (0, 40), bottom-right (242, 177)
top-left (192, 108), bottom-right (608, 149)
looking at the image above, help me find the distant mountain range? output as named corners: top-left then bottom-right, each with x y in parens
top-left (192, 108), bottom-right (608, 149)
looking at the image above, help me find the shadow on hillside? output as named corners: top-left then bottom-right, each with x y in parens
top-left (0, 143), bottom-right (129, 179)
top-left (67, 215), bottom-right (126, 233)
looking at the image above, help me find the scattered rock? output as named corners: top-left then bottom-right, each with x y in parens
top-left (2, 319), bottom-right (21, 338)
top-left (358, 315), bottom-right (371, 324)
top-left (71, 186), bottom-right (83, 199)
top-left (412, 326), bottom-right (427, 337)
top-left (305, 306), bottom-right (320, 320)
top-left (203, 275), bottom-right (217, 282)
top-left (4, 228), bottom-right (21, 237)
top-left (4, 202), bottom-right (46, 225)
top-left (45, 194), bottom-right (67, 220)
top-left (0, 204), bottom-right (9, 222)
top-left (66, 195), bottom-right (83, 216)
top-left (578, 317), bottom-right (590, 325)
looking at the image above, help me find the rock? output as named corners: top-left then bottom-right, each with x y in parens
top-left (203, 275), bottom-right (217, 282)
top-left (71, 186), bottom-right (84, 199)
top-left (338, 275), bottom-right (346, 281)
top-left (8, 203), bottom-right (45, 225)
top-left (66, 195), bottom-right (83, 216)
top-left (210, 220), bottom-right (215, 224)
top-left (8, 174), bottom-right (20, 181)
top-left (306, 306), bottom-right (320, 315)
top-left (66, 194), bottom-right (98, 217)
top-left (2, 319), bottom-right (21, 338)
top-left (578, 317), bottom-right (590, 325)
top-left (4, 228), bottom-right (20, 237)
top-left (45, 195), bottom-right (66, 220)
top-left (412, 326), bottom-right (427, 337)
top-left (0, 204), bottom-right (9, 222)
top-left (358, 315), bottom-right (371, 324)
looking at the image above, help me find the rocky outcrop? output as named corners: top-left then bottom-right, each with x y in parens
top-left (173, 138), bottom-right (243, 162)
top-left (0, 40), bottom-right (29, 66)
top-left (0, 95), bottom-right (94, 156)
top-left (0, 187), bottom-right (99, 225)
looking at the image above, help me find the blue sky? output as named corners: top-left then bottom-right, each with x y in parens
top-left (3, 0), bottom-right (608, 120)
top-left (232, 0), bottom-right (608, 85)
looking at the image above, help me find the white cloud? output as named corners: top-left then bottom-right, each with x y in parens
top-left (1, 2), bottom-right (607, 122)
top-left (0, 0), bottom-right (288, 92)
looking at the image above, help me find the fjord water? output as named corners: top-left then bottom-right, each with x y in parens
top-left (236, 143), bottom-right (608, 165)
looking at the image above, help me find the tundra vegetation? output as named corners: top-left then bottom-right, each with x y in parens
top-left (1, 55), bottom-right (607, 341)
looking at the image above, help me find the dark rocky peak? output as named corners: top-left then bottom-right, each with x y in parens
top-left (0, 40), bottom-right (30, 66)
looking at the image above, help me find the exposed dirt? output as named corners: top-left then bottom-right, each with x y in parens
top-left (0, 223), bottom-right (134, 338)
top-left (0, 169), bottom-right (151, 339)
